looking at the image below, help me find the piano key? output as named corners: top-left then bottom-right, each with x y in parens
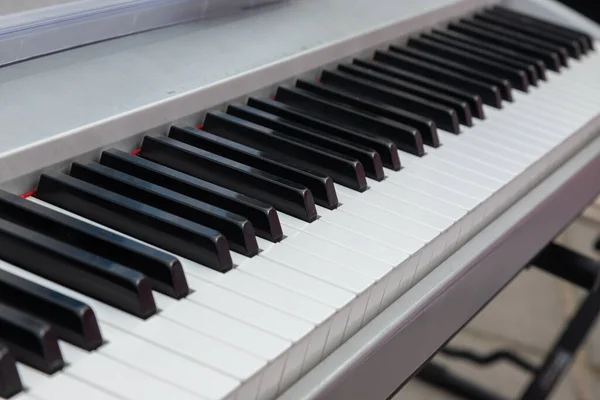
top-left (423, 31), bottom-right (539, 85)
top-left (0, 217), bottom-right (157, 319)
top-left (159, 300), bottom-right (290, 398)
top-left (260, 243), bottom-right (375, 302)
top-left (226, 104), bottom-right (385, 180)
top-left (317, 68), bottom-right (463, 133)
top-left (295, 77), bottom-right (445, 142)
top-left (133, 314), bottom-right (266, 386)
top-left (346, 60), bottom-right (485, 119)
top-left (490, 6), bottom-right (594, 52)
top-left (100, 148), bottom-right (283, 242)
top-left (0, 343), bottom-right (22, 398)
top-left (273, 85), bottom-right (425, 156)
top-left (430, 29), bottom-right (548, 80)
top-left (234, 258), bottom-right (355, 374)
top-left (407, 36), bottom-right (530, 91)
top-left (476, 11), bottom-right (582, 58)
top-left (247, 97), bottom-right (401, 171)
top-left (0, 303), bottom-right (63, 374)
top-left (0, 252), bottom-right (279, 400)
top-left (0, 268), bottom-right (102, 351)
top-left (98, 325), bottom-right (242, 400)
top-left (447, 21), bottom-right (562, 71)
top-left (0, 189), bottom-right (188, 299)
top-left (69, 161), bottom-right (258, 257)
top-left (198, 113), bottom-right (360, 196)
top-left (35, 172), bottom-right (233, 272)
top-left (29, 374), bottom-right (121, 400)
top-left (371, 51), bottom-right (503, 108)
top-left (323, 67), bottom-right (472, 128)
top-left (140, 135), bottom-right (318, 222)
top-left (183, 277), bottom-right (317, 395)
top-left (66, 354), bottom-right (205, 400)
top-left (188, 269), bottom-right (335, 329)
top-left (460, 18), bottom-right (570, 66)
top-left (388, 46), bottom-right (514, 101)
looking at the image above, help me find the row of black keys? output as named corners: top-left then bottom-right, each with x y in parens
top-left (0, 5), bottom-right (594, 398)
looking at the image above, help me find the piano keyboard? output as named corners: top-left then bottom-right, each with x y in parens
top-left (1, 5), bottom-right (599, 400)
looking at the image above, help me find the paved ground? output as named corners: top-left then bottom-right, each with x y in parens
top-left (393, 212), bottom-right (600, 400)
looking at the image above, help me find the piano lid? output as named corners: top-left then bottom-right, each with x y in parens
top-left (0, 0), bottom-right (288, 67)
top-left (0, 0), bottom-right (482, 193)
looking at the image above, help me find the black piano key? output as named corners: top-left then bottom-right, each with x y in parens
top-left (100, 149), bottom-right (283, 242)
top-left (200, 112), bottom-right (363, 195)
top-left (476, 11), bottom-right (582, 58)
top-left (295, 77), bottom-right (445, 142)
top-left (346, 60), bottom-right (485, 119)
top-left (0, 343), bottom-right (22, 398)
top-left (447, 21), bottom-right (562, 71)
top-left (274, 85), bottom-right (425, 156)
top-left (423, 31), bottom-right (540, 85)
top-left (0, 268), bottom-right (102, 351)
top-left (0, 303), bottom-right (63, 374)
top-left (371, 51), bottom-right (503, 108)
top-left (35, 172), bottom-right (233, 273)
top-left (0, 190), bottom-right (188, 299)
top-left (407, 36), bottom-right (530, 91)
top-left (140, 136), bottom-right (317, 222)
top-left (246, 97), bottom-right (401, 171)
top-left (388, 46), bottom-right (514, 101)
top-left (431, 29), bottom-right (548, 80)
top-left (321, 67), bottom-right (471, 129)
top-left (490, 6), bottom-right (594, 52)
top-left (226, 104), bottom-right (385, 181)
top-left (0, 216), bottom-right (157, 319)
top-left (460, 18), bottom-right (570, 67)
top-left (171, 126), bottom-right (342, 204)
top-left (70, 162), bottom-right (259, 257)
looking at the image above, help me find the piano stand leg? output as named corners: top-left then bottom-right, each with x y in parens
top-left (416, 242), bottom-right (600, 400)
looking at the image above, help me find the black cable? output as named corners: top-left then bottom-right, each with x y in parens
top-left (440, 346), bottom-right (538, 373)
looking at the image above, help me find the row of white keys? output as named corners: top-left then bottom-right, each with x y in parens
top-left (8, 199), bottom-right (301, 400)
top-left (273, 48), bottom-right (600, 301)
top-left (24, 197), bottom-right (393, 400)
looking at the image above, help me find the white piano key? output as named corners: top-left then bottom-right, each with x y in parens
top-left (183, 275), bottom-right (313, 395)
top-left (425, 146), bottom-right (516, 182)
top-left (384, 170), bottom-right (477, 210)
top-left (261, 242), bottom-right (375, 294)
top-left (336, 193), bottom-right (441, 242)
top-left (0, 251), bottom-right (268, 399)
top-left (225, 270), bottom-right (334, 321)
top-left (29, 374), bottom-right (121, 400)
top-left (67, 353), bottom-right (202, 400)
top-left (186, 276), bottom-right (313, 341)
top-left (131, 316), bottom-right (266, 382)
top-left (278, 232), bottom-right (401, 316)
top-left (98, 324), bottom-right (241, 400)
top-left (428, 142), bottom-right (520, 182)
top-left (238, 257), bottom-right (355, 310)
top-left (16, 364), bottom-right (55, 392)
top-left (321, 209), bottom-right (425, 254)
top-left (302, 219), bottom-right (407, 266)
top-left (356, 189), bottom-right (455, 231)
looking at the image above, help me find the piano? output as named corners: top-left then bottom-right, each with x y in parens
top-left (1, 0), bottom-right (600, 399)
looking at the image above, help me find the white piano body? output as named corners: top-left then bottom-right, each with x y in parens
top-left (1, 1), bottom-right (600, 399)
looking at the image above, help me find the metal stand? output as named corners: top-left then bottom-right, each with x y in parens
top-left (416, 242), bottom-right (600, 400)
